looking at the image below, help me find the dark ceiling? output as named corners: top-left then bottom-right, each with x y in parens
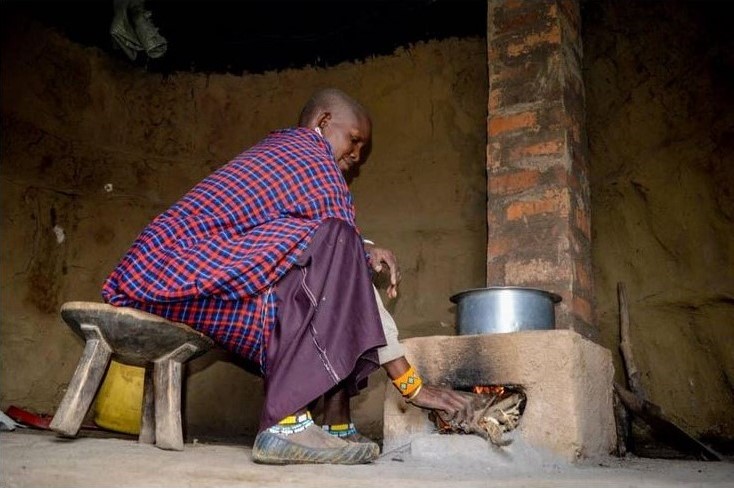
top-left (4, 0), bottom-right (488, 75)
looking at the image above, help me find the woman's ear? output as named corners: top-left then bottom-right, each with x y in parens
top-left (315, 112), bottom-right (331, 131)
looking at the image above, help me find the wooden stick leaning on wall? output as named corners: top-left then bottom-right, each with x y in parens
top-left (618, 282), bottom-right (647, 401)
top-left (613, 282), bottom-right (633, 456)
top-left (613, 382), bottom-right (721, 461)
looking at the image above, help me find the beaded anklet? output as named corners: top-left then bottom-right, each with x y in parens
top-left (322, 423), bottom-right (358, 438)
top-left (267, 411), bottom-right (314, 436)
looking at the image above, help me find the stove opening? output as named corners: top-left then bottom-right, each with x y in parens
top-left (429, 384), bottom-right (527, 445)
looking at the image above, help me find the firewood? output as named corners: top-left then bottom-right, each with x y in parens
top-left (618, 282), bottom-right (647, 401)
top-left (483, 394), bottom-right (522, 415)
top-left (614, 383), bottom-right (721, 461)
top-left (613, 392), bottom-right (630, 457)
top-left (429, 391), bottom-right (524, 447)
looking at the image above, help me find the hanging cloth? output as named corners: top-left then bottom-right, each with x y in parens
top-left (110, 0), bottom-right (167, 61)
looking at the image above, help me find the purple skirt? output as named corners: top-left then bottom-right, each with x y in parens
top-left (260, 219), bottom-right (386, 430)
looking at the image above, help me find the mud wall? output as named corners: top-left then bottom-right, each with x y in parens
top-left (0, 18), bottom-right (488, 438)
top-left (584, 0), bottom-right (734, 446)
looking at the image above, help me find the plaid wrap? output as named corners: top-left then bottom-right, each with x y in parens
top-left (102, 127), bottom-right (358, 368)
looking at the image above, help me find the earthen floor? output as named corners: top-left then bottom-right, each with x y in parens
top-left (2, 430), bottom-right (733, 487)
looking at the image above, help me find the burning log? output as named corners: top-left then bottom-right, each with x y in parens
top-left (429, 386), bottom-right (525, 447)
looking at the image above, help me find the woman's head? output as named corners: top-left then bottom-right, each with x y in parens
top-left (299, 88), bottom-right (372, 173)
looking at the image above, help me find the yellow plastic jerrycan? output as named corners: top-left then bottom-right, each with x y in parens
top-left (93, 360), bottom-right (145, 435)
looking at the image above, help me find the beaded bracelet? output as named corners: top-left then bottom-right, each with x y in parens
top-left (392, 365), bottom-right (423, 399)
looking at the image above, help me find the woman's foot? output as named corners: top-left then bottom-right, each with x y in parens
top-left (253, 420), bottom-right (379, 465)
top-left (322, 423), bottom-right (380, 450)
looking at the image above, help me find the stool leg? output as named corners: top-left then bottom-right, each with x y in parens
top-left (138, 365), bottom-right (156, 445)
top-left (50, 324), bottom-right (112, 437)
top-left (153, 343), bottom-right (198, 451)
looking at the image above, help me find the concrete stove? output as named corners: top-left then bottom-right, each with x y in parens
top-left (383, 330), bottom-right (616, 462)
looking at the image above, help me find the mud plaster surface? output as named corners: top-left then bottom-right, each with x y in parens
top-left (584, 0), bottom-right (734, 445)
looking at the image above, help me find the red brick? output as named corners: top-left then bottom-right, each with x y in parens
top-left (487, 236), bottom-right (514, 260)
top-left (488, 45), bottom-right (501, 62)
top-left (491, 1), bottom-right (559, 39)
top-left (558, 0), bottom-right (581, 33)
top-left (506, 188), bottom-right (569, 221)
top-left (507, 24), bottom-right (561, 57)
top-left (508, 140), bottom-right (564, 160)
top-left (491, 63), bottom-right (532, 85)
top-left (489, 88), bottom-right (502, 111)
top-left (506, 198), bottom-right (555, 221)
top-left (487, 141), bottom-right (502, 170)
top-left (574, 206), bottom-right (590, 239)
top-left (488, 112), bottom-right (538, 136)
top-left (489, 170), bottom-right (540, 195)
top-left (550, 166), bottom-right (571, 186)
top-left (494, 5), bottom-right (545, 35)
top-left (486, 206), bottom-right (503, 227)
top-left (574, 261), bottom-right (591, 292)
top-left (486, 262), bottom-right (506, 286)
top-left (505, 258), bottom-right (572, 285)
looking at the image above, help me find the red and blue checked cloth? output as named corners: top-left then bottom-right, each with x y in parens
top-left (102, 127), bottom-right (359, 369)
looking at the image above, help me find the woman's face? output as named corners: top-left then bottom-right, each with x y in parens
top-left (321, 110), bottom-right (372, 173)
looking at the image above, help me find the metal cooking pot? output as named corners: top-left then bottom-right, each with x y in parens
top-left (449, 286), bottom-right (562, 335)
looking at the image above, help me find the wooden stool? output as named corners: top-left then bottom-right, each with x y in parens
top-left (49, 302), bottom-right (214, 451)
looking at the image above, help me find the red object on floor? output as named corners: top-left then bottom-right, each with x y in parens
top-left (4, 405), bottom-right (101, 431)
top-left (5, 405), bottom-right (52, 429)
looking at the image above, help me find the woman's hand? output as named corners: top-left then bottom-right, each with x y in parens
top-left (407, 384), bottom-right (473, 424)
top-left (365, 244), bottom-right (401, 298)
top-left (383, 359), bottom-right (472, 425)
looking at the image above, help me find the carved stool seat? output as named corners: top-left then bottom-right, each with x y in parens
top-left (49, 302), bottom-right (214, 451)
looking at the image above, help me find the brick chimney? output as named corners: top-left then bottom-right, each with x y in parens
top-left (486, 0), bottom-right (595, 339)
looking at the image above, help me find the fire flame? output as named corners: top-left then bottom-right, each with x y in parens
top-left (472, 385), bottom-right (505, 396)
